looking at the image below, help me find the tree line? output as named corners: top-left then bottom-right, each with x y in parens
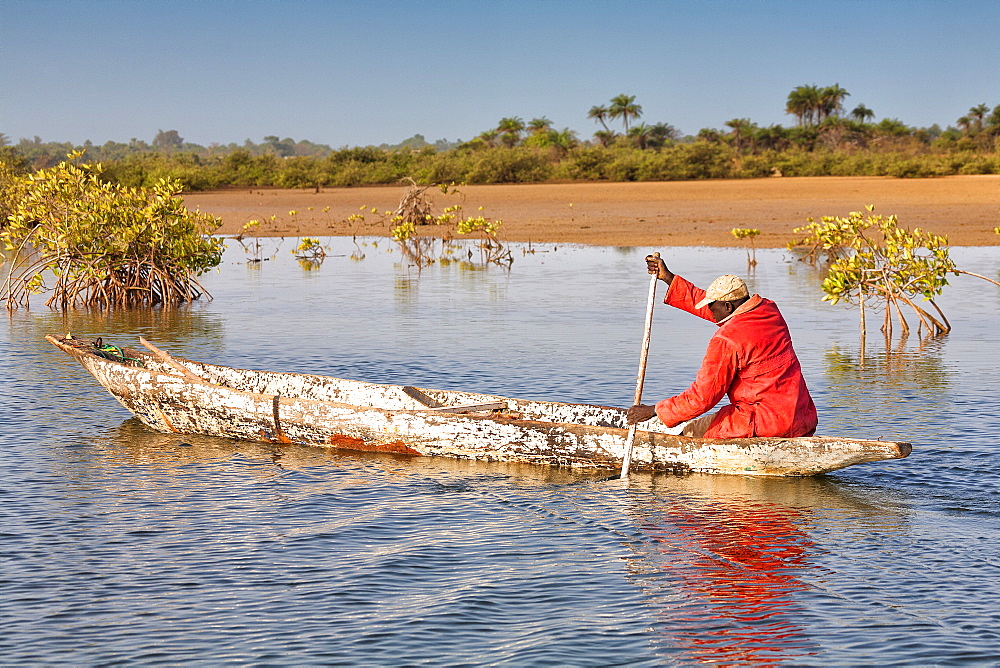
top-left (2, 85), bottom-right (999, 190)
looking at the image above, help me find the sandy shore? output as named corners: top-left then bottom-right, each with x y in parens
top-left (183, 175), bottom-right (1000, 247)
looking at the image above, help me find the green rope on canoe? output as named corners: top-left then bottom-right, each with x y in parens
top-left (95, 343), bottom-right (144, 365)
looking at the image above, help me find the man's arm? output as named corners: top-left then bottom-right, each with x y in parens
top-left (645, 255), bottom-right (714, 322)
top-left (628, 335), bottom-right (738, 427)
top-left (655, 336), bottom-right (737, 427)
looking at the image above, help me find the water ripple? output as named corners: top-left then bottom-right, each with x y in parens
top-left (3, 243), bottom-right (999, 664)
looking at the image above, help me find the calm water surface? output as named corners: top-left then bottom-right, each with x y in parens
top-left (2, 238), bottom-right (999, 665)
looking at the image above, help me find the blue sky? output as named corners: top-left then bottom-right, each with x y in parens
top-left (3, 0), bottom-right (998, 148)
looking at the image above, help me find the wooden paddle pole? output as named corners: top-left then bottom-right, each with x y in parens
top-left (139, 337), bottom-right (206, 383)
top-left (620, 253), bottom-right (660, 478)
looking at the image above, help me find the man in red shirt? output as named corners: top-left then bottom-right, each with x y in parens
top-left (626, 254), bottom-right (817, 439)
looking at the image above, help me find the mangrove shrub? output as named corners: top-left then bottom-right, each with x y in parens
top-left (1, 152), bottom-right (224, 309)
top-left (791, 206), bottom-right (957, 338)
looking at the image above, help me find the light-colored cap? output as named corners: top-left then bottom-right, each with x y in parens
top-left (695, 274), bottom-right (749, 309)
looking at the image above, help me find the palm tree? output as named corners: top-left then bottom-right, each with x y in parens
top-left (548, 128), bottom-right (578, 154)
top-left (819, 84), bottom-right (850, 121)
top-left (608, 94), bottom-right (642, 132)
top-left (647, 122), bottom-right (678, 148)
top-left (725, 118), bottom-right (756, 152)
top-left (496, 117), bottom-right (525, 147)
top-left (588, 105), bottom-right (611, 133)
top-left (968, 104), bottom-right (990, 132)
top-left (593, 129), bottom-right (616, 147)
top-left (786, 84), bottom-right (849, 126)
top-left (987, 105), bottom-right (1000, 132)
top-left (528, 117), bottom-right (553, 135)
top-left (627, 123), bottom-right (652, 149)
top-left (850, 104), bottom-right (875, 124)
top-left (956, 116), bottom-right (972, 135)
top-left (786, 85), bottom-right (819, 126)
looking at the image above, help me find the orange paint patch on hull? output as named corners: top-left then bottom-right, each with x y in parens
top-left (328, 434), bottom-right (422, 456)
top-left (157, 409), bottom-right (178, 433)
top-left (258, 429), bottom-right (293, 444)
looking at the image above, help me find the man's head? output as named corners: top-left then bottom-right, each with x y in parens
top-left (695, 274), bottom-right (750, 322)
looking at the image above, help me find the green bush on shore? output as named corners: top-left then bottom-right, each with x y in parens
top-left (4, 140), bottom-right (1000, 192)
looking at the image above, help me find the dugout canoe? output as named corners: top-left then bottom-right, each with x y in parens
top-left (47, 335), bottom-right (911, 476)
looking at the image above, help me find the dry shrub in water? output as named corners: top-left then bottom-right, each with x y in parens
top-left (352, 178), bottom-right (512, 268)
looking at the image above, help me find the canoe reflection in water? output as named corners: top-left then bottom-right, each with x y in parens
top-left (627, 478), bottom-right (823, 664)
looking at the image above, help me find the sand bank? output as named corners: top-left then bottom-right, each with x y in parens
top-left (183, 175), bottom-right (1000, 247)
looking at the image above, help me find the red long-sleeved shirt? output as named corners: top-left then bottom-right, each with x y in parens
top-left (655, 275), bottom-right (818, 438)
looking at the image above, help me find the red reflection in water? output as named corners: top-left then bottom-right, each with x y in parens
top-left (635, 497), bottom-right (818, 664)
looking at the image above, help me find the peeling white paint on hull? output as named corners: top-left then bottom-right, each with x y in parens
top-left (48, 336), bottom-right (912, 476)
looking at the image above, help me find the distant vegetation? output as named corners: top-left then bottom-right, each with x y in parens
top-left (2, 87), bottom-right (1000, 190)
